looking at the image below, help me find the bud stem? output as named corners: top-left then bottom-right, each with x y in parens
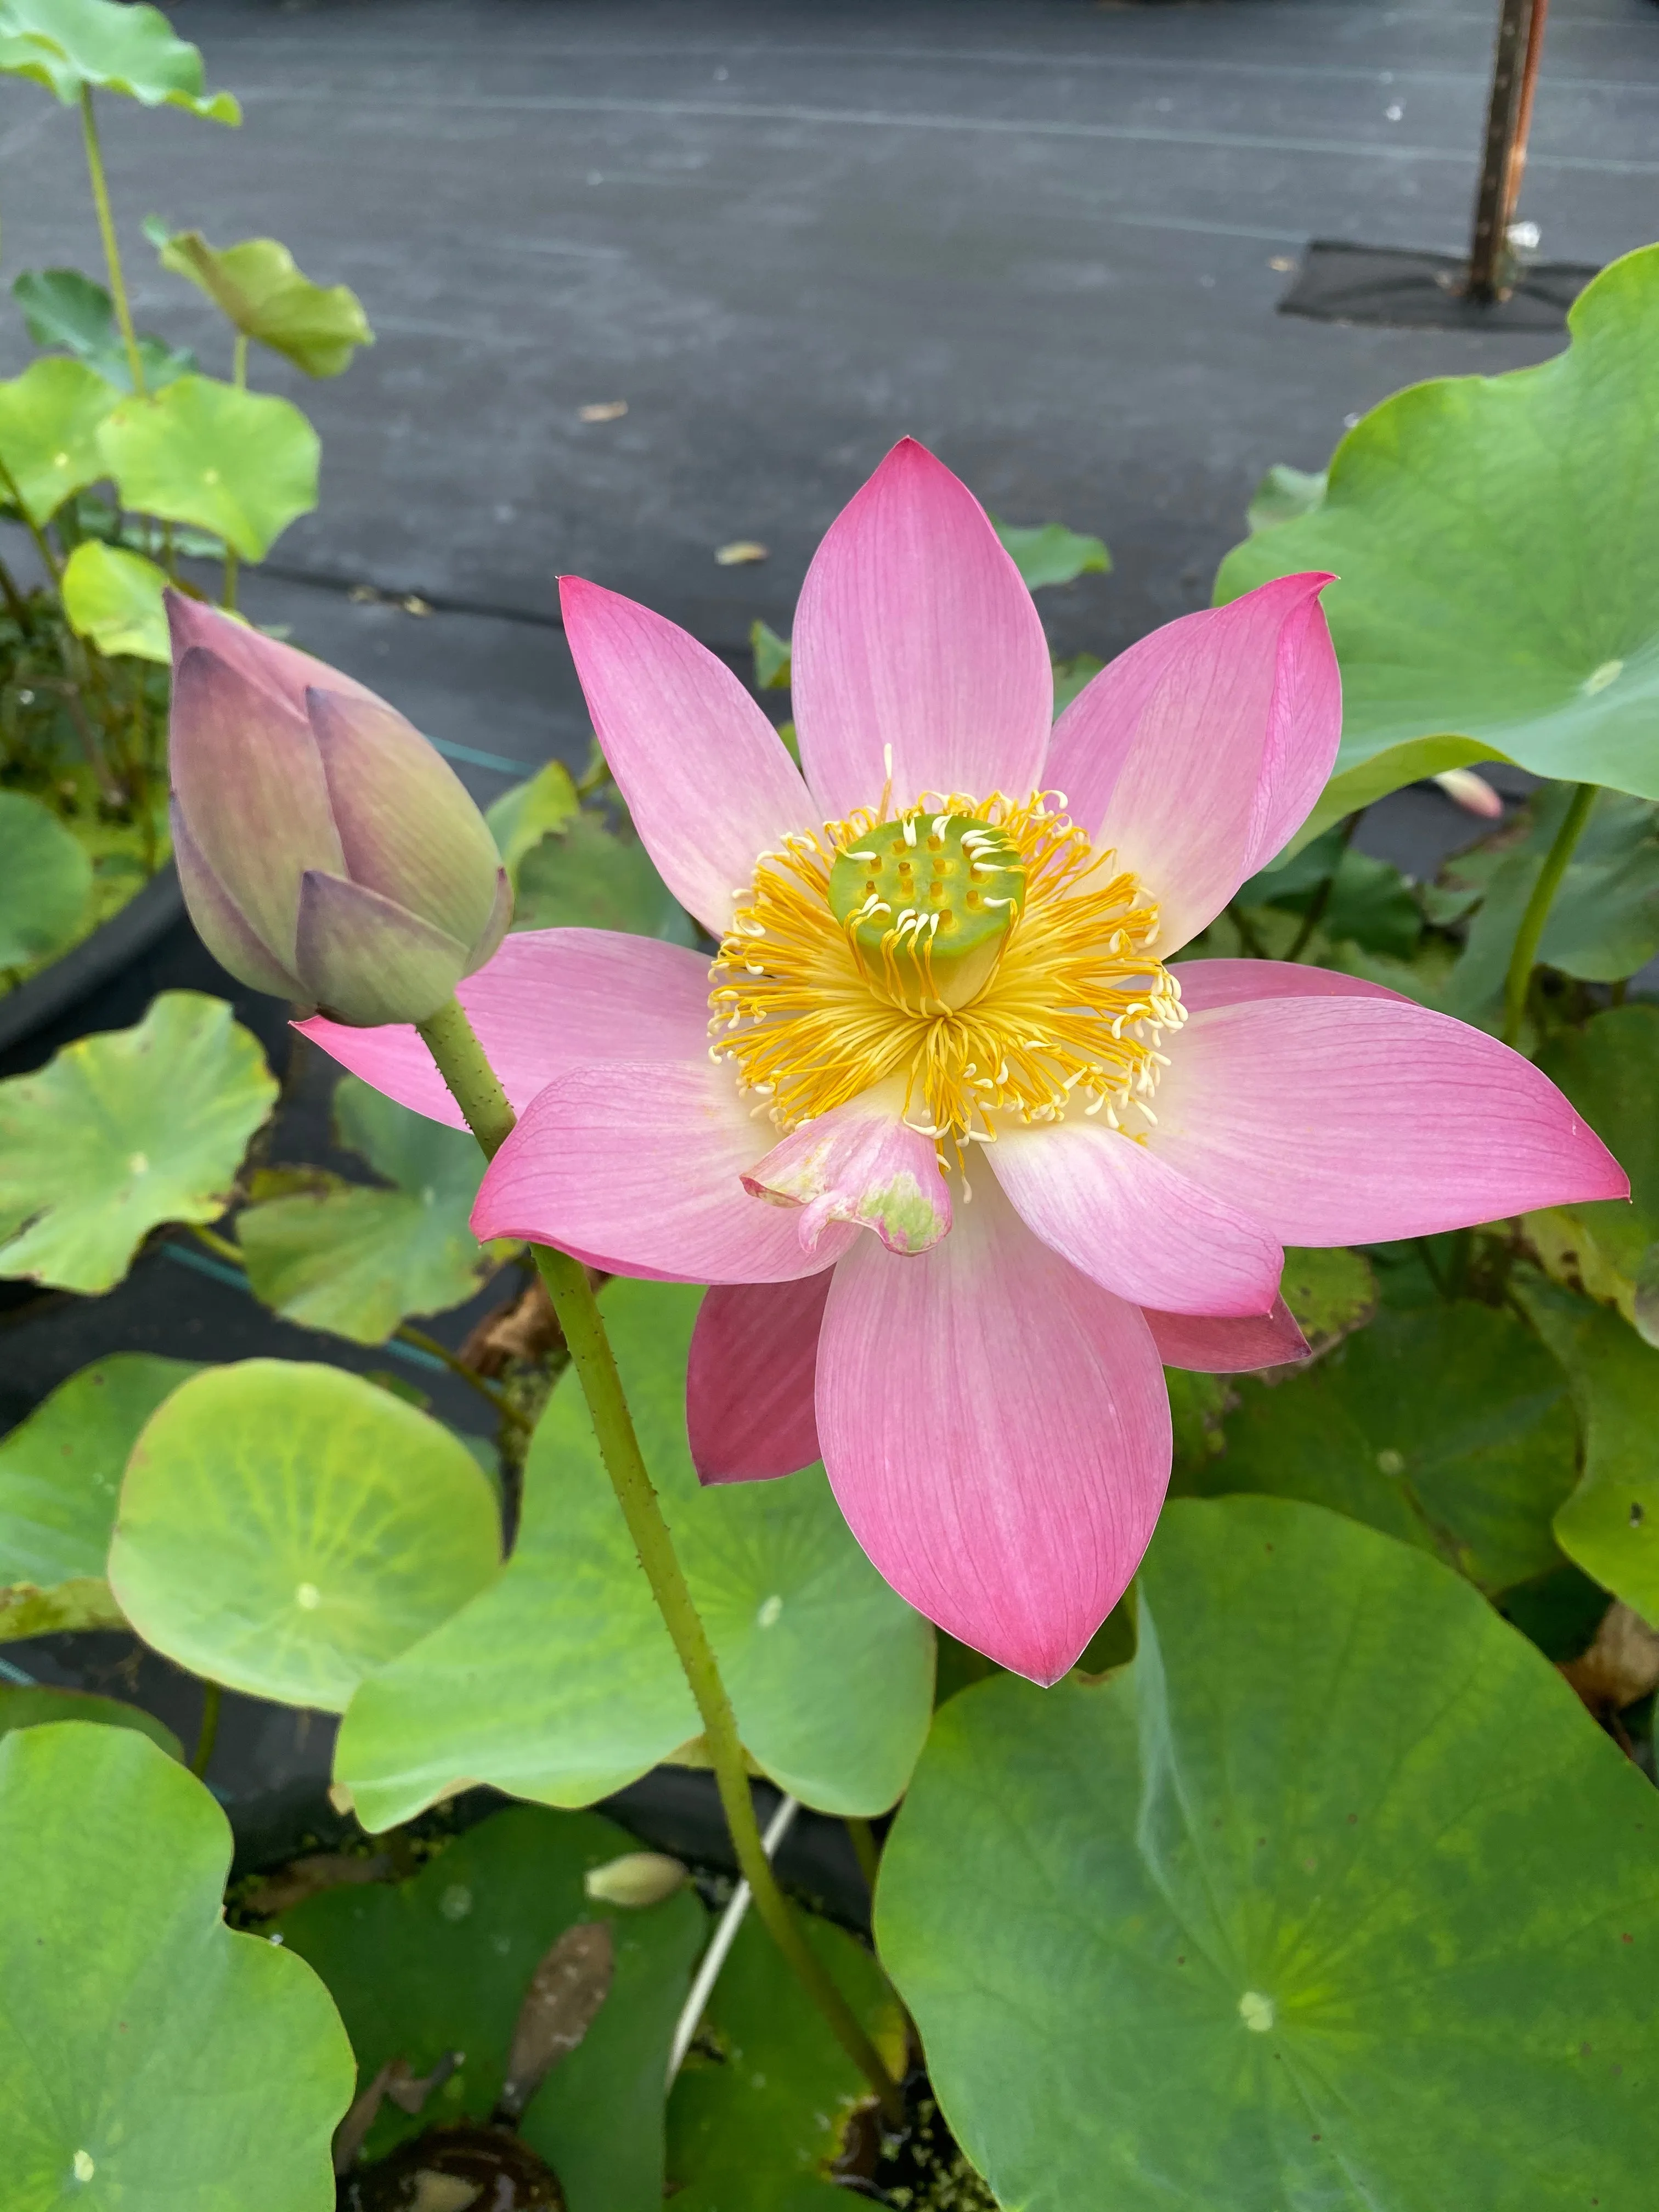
top-left (415, 996), bottom-right (904, 2125)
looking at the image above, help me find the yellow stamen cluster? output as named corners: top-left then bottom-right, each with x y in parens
top-left (708, 788), bottom-right (1183, 1155)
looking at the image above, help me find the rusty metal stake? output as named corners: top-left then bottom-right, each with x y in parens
top-left (1466, 0), bottom-right (1545, 303)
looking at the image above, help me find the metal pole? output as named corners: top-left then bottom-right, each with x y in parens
top-left (1465, 0), bottom-right (1535, 303)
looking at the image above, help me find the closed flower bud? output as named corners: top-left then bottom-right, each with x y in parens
top-left (166, 593), bottom-right (511, 1026)
top-left (582, 1850), bottom-right (688, 1908)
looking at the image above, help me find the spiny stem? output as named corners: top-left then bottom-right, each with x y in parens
top-left (1501, 783), bottom-right (1596, 1048)
top-left (80, 89), bottom-right (147, 399)
top-left (415, 997), bottom-right (904, 2124)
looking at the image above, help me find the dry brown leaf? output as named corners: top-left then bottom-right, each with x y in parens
top-left (459, 1275), bottom-right (562, 1378)
top-left (242, 1849), bottom-right (392, 1917)
top-left (1561, 1601), bottom-right (1659, 1719)
top-left (495, 1922), bottom-right (614, 2122)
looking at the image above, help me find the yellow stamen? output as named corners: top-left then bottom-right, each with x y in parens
top-left (708, 790), bottom-right (1183, 1156)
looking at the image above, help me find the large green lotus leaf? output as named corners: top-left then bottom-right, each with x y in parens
top-left (1519, 1278), bottom-right (1659, 1621)
top-left (60, 537), bottom-right (170, 662)
top-left (156, 230), bottom-right (374, 377)
top-left (238, 1075), bottom-right (515, 1346)
top-left (0, 992), bottom-right (276, 1293)
top-left (487, 759), bottom-right (579, 880)
top-left (0, 787), bottom-right (91, 969)
top-left (1526, 1005), bottom-right (1659, 1336)
top-left (0, 0), bottom-right (239, 117)
top-left (1216, 244), bottom-right (1659, 833)
top-left (512, 810), bottom-right (696, 942)
top-left (667, 1909), bottom-right (907, 2211)
top-left (0, 1351), bottom-right (197, 1640)
top-left (0, 1723), bottom-right (350, 2209)
top-left (877, 1494), bottom-right (1659, 2212)
top-left (0, 1682), bottom-right (182, 1758)
top-left (1187, 1303), bottom-right (1577, 1595)
top-left (275, 1803), bottom-right (704, 2211)
top-left (13, 266), bottom-right (194, 391)
top-left (0, 354), bottom-right (118, 524)
top-left (110, 1359), bottom-right (501, 1712)
top-left (336, 1279), bottom-right (934, 1827)
top-left (99, 374), bottom-right (318, 558)
top-left (991, 516), bottom-right (1110, 590)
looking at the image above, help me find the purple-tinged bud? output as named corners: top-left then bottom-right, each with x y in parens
top-left (165, 594), bottom-right (510, 1025)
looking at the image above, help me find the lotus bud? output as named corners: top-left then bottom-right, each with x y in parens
top-left (582, 1850), bottom-right (688, 1908)
top-left (165, 593), bottom-right (511, 1026)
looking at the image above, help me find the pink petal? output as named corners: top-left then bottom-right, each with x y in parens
top-left (742, 1090), bottom-right (951, 1256)
top-left (816, 1176), bottom-right (1170, 1683)
top-left (558, 577), bottom-right (813, 935)
top-left (1046, 575), bottom-right (1339, 952)
top-left (1150, 996), bottom-right (1630, 1245)
top-left (687, 1274), bottom-right (831, 1484)
top-left (166, 591), bottom-right (381, 715)
top-left (293, 871), bottom-right (466, 1028)
top-left (169, 645), bottom-right (343, 962)
top-left (471, 1059), bottom-right (859, 1283)
top-left (296, 929), bottom-right (714, 1130)
top-left (1171, 957), bottom-right (1405, 1015)
top-left (790, 439), bottom-right (1053, 821)
top-left (307, 686), bottom-right (506, 954)
top-left (1144, 1299), bottom-right (1309, 1373)
top-left (171, 801), bottom-right (303, 998)
top-left (988, 1119), bottom-right (1282, 1316)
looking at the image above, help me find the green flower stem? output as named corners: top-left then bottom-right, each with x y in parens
top-left (1501, 783), bottom-right (1597, 1048)
top-left (222, 338), bottom-right (248, 610)
top-left (191, 1679), bottom-right (221, 1778)
top-left (415, 995), bottom-right (904, 2124)
top-left (78, 89), bottom-right (147, 399)
top-left (846, 1815), bottom-right (881, 1892)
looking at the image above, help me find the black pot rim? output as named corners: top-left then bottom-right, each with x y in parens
top-left (0, 861), bottom-right (184, 1063)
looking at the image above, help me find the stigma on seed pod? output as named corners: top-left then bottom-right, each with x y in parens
top-left (827, 810), bottom-right (1026, 1011)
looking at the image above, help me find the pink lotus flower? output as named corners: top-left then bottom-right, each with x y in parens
top-left (303, 441), bottom-right (1625, 1682)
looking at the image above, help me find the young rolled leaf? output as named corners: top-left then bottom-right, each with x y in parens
top-left (1217, 241), bottom-right (1659, 837)
top-left (99, 373), bottom-right (319, 558)
top-left (0, 1724), bottom-right (351, 2211)
top-left (0, 0), bottom-right (240, 119)
top-left (59, 538), bottom-right (170, 662)
top-left (13, 266), bottom-right (194, 391)
top-left (0, 354), bottom-right (118, 523)
top-left (109, 1359), bottom-right (501, 1711)
top-left (0, 789), bottom-right (92, 970)
top-left (335, 1278), bottom-right (934, 1827)
top-left (275, 1803), bottom-right (705, 2211)
top-left (0, 992), bottom-right (276, 1294)
top-left (878, 1494), bottom-right (1659, 2211)
top-left (0, 1352), bottom-right (197, 1639)
top-left (236, 1075), bottom-right (516, 1346)
top-left (155, 229), bottom-right (374, 377)
top-left (666, 1911), bottom-right (908, 2211)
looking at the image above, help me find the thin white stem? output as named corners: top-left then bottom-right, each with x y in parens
top-left (665, 1794), bottom-right (800, 2086)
